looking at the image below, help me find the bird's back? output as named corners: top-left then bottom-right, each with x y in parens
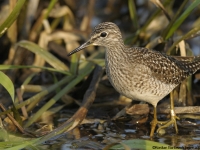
top-left (126, 47), bottom-right (198, 85)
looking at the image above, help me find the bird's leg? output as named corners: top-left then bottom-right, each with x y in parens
top-left (150, 106), bottom-right (157, 137)
top-left (157, 92), bottom-right (179, 133)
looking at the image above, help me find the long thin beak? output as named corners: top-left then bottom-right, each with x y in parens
top-left (67, 40), bottom-right (92, 56)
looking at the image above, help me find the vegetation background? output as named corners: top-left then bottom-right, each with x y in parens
top-left (0, 0), bottom-right (200, 149)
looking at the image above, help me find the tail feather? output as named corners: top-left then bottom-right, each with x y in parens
top-left (190, 56), bottom-right (200, 73)
top-left (178, 56), bottom-right (200, 74)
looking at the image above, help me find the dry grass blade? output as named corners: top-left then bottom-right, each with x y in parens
top-left (0, 76), bottom-right (73, 116)
top-left (157, 106), bottom-right (200, 114)
top-left (29, 0), bottom-right (57, 41)
top-left (21, 0), bottom-right (39, 38)
top-left (125, 0), bottom-right (171, 44)
top-left (24, 74), bottom-right (76, 127)
top-left (0, 104), bottom-right (25, 135)
top-left (0, 65), bottom-right (70, 75)
top-left (150, 0), bottom-right (171, 21)
top-left (35, 65), bottom-right (103, 144)
top-left (167, 26), bottom-right (200, 54)
top-left (17, 40), bottom-right (69, 71)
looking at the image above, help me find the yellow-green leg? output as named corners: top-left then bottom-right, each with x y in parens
top-left (150, 106), bottom-right (170, 137)
top-left (150, 106), bottom-right (157, 137)
top-left (157, 92), bottom-right (179, 133)
top-left (150, 93), bottom-right (179, 137)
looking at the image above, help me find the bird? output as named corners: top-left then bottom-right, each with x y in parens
top-left (68, 22), bottom-right (200, 137)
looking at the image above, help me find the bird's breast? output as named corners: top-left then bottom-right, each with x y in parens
top-left (105, 54), bottom-right (176, 106)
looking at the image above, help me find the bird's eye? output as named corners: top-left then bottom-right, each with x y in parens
top-left (100, 32), bottom-right (107, 37)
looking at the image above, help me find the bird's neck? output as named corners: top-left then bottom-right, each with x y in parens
top-left (105, 42), bottom-right (128, 65)
top-left (106, 40), bottom-right (126, 53)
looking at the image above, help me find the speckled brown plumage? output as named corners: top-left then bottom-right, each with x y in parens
top-left (68, 22), bottom-right (200, 136)
top-left (68, 22), bottom-right (200, 107)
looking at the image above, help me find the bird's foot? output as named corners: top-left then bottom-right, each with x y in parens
top-left (157, 110), bottom-right (180, 134)
top-left (150, 109), bottom-right (179, 137)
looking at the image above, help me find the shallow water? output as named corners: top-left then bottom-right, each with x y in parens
top-left (40, 117), bottom-right (200, 150)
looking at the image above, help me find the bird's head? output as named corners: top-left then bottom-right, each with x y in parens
top-left (68, 22), bottom-right (122, 56)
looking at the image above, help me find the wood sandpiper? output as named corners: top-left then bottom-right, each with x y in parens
top-left (68, 22), bottom-right (200, 137)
